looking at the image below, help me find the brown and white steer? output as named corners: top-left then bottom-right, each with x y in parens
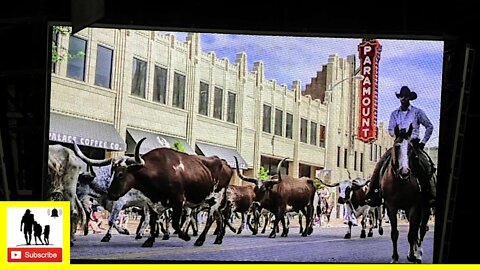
top-left (73, 137), bottom-right (228, 247)
top-left (317, 178), bottom-right (384, 239)
top-left (235, 157), bottom-right (317, 238)
top-left (224, 184), bottom-right (257, 234)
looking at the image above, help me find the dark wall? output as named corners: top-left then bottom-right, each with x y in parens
top-left (1, 0), bottom-right (479, 263)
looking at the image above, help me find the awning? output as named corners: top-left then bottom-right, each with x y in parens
top-left (126, 128), bottom-right (195, 155)
top-left (49, 112), bottom-right (126, 151)
top-left (196, 142), bottom-right (248, 169)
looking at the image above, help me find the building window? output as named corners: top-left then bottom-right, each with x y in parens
top-left (172, 72), bottom-right (186, 109)
top-left (374, 144), bottom-right (378, 161)
top-left (300, 118), bottom-right (308, 143)
top-left (310, 122), bottom-right (318, 145)
top-left (344, 148), bottom-right (348, 169)
top-left (360, 153), bottom-right (364, 172)
top-left (379, 146), bottom-right (382, 157)
top-left (319, 125), bottom-right (326, 147)
top-left (275, 109), bottom-right (283, 136)
top-left (227, 92), bottom-right (236, 123)
top-left (354, 151), bottom-right (358, 171)
top-left (131, 57), bottom-right (147, 98)
top-left (66, 36), bottom-right (87, 81)
top-left (198, 82), bottom-right (209, 116)
top-left (263, 104), bottom-right (272, 133)
top-left (94, 45), bottom-right (113, 88)
top-left (286, 113), bottom-right (293, 139)
top-left (153, 66), bottom-right (168, 104)
top-left (213, 87), bottom-right (223, 119)
top-left (337, 146), bottom-right (341, 167)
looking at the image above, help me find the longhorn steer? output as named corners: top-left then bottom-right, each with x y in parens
top-left (47, 144), bottom-right (87, 247)
top-left (74, 138), bottom-right (227, 247)
top-left (76, 165), bottom-right (171, 242)
top-left (317, 178), bottom-right (384, 239)
top-left (224, 184), bottom-right (257, 234)
top-left (235, 157), bottom-right (317, 238)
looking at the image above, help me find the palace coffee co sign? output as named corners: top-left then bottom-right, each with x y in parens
top-left (357, 39), bottom-right (382, 143)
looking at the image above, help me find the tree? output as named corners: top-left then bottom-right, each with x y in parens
top-left (51, 26), bottom-right (85, 70)
top-left (172, 141), bottom-right (186, 153)
top-left (257, 166), bottom-right (269, 182)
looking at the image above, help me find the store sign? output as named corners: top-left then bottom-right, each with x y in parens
top-left (357, 39), bottom-right (382, 143)
top-left (49, 132), bottom-right (122, 151)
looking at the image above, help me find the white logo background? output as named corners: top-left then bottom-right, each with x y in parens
top-left (7, 207), bottom-right (64, 248)
top-left (10, 251), bottom-right (22, 259)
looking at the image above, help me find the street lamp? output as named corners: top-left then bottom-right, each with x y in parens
top-left (324, 74), bottom-right (364, 179)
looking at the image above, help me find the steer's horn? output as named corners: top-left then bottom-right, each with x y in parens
top-left (134, 137), bottom-right (146, 166)
top-left (234, 156), bottom-right (259, 186)
top-left (126, 137), bottom-right (146, 166)
top-left (315, 177), bottom-right (340, 188)
top-left (276, 157), bottom-right (289, 181)
top-left (73, 141), bottom-right (112, 166)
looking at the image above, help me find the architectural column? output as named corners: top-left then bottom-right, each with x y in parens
top-left (185, 33), bottom-right (200, 147)
top-left (111, 29), bottom-right (128, 157)
top-left (292, 80), bottom-right (301, 178)
top-left (253, 61), bottom-right (265, 176)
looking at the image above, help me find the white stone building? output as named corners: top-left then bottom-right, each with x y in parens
top-left (49, 27), bottom-right (392, 192)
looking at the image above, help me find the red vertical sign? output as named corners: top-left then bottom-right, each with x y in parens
top-left (357, 39), bottom-right (382, 143)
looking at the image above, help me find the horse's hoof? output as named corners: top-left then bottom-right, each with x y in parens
top-left (135, 235), bottom-right (142, 240)
top-left (141, 239), bottom-right (154, 247)
top-left (269, 233), bottom-right (276, 238)
top-left (344, 233), bottom-right (351, 239)
top-left (214, 238), bottom-right (223, 244)
top-left (368, 232), bottom-right (373, 237)
top-left (192, 232), bottom-right (198, 237)
top-left (407, 254), bottom-right (421, 263)
top-left (179, 234), bottom-right (191, 241)
top-left (162, 234), bottom-right (170, 240)
top-left (360, 231), bottom-right (366, 238)
top-left (307, 227), bottom-right (313, 235)
top-left (194, 239), bottom-right (204, 246)
top-left (379, 227), bottom-right (384, 235)
top-left (101, 235), bottom-right (111, 242)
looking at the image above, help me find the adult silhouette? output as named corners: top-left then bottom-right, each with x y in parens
top-left (20, 209), bottom-right (34, 245)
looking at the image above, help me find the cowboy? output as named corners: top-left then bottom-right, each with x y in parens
top-left (365, 86), bottom-right (436, 207)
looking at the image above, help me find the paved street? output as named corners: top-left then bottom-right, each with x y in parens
top-left (71, 218), bottom-right (434, 264)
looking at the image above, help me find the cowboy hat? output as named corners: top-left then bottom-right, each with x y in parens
top-left (395, 86), bottom-right (417, 100)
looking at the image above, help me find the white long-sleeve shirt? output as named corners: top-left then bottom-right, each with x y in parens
top-left (388, 105), bottom-right (433, 144)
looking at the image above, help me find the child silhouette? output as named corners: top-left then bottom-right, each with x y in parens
top-left (33, 221), bottom-right (44, 245)
top-left (43, 225), bottom-right (50, 245)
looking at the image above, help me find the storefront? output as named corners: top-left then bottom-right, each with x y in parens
top-left (49, 112), bottom-right (126, 160)
top-left (126, 128), bottom-right (195, 155)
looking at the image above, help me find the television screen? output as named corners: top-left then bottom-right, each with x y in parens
top-left (48, 26), bottom-right (443, 263)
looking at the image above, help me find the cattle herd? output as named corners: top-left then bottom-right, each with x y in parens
top-left (47, 139), bottom-right (385, 249)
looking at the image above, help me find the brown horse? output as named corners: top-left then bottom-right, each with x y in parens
top-left (381, 124), bottom-right (431, 263)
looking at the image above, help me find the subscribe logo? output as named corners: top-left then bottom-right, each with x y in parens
top-left (5, 206), bottom-right (66, 264)
top-left (8, 248), bottom-right (62, 263)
